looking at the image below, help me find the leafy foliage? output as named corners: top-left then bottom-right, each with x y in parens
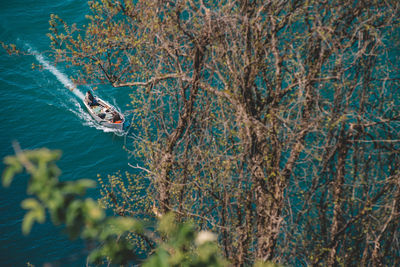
top-left (1, 148), bottom-right (231, 266)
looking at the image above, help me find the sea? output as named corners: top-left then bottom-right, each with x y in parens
top-left (0, 1), bottom-right (134, 266)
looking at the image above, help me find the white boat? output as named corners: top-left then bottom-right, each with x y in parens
top-left (83, 91), bottom-right (125, 130)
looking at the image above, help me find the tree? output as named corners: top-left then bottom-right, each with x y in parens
top-left (17, 0), bottom-right (400, 265)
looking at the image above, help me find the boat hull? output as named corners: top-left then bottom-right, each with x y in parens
top-left (83, 93), bottom-right (125, 131)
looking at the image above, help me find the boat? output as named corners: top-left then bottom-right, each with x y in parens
top-left (83, 91), bottom-right (125, 130)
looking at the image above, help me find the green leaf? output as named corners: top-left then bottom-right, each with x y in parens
top-left (83, 199), bottom-right (105, 222)
top-left (75, 178), bottom-right (96, 189)
top-left (63, 179), bottom-right (96, 195)
top-left (21, 198), bottom-right (41, 210)
top-left (66, 200), bottom-right (83, 226)
top-left (21, 199), bottom-right (45, 235)
top-left (65, 200), bottom-right (85, 239)
top-left (143, 248), bottom-right (170, 267)
top-left (254, 261), bottom-right (283, 267)
top-left (158, 212), bottom-right (177, 236)
top-left (108, 217), bottom-right (144, 235)
top-left (22, 211), bottom-right (36, 235)
top-left (2, 156), bottom-right (23, 187)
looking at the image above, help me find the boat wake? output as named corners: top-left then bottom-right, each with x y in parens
top-left (27, 46), bottom-right (127, 135)
top-left (29, 50), bottom-right (85, 100)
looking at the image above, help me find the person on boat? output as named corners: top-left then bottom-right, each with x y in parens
top-left (112, 113), bottom-right (122, 123)
top-left (86, 91), bottom-right (97, 106)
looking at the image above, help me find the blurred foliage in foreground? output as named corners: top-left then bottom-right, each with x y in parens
top-left (2, 148), bottom-right (279, 266)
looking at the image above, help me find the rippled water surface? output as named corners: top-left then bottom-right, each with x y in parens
top-left (0, 1), bottom-right (132, 265)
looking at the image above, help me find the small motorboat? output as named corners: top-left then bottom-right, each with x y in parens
top-left (83, 91), bottom-right (125, 130)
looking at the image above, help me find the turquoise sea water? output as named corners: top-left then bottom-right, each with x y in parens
top-left (0, 1), bottom-right (132, 266)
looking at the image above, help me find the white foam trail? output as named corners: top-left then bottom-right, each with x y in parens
top-left (30, 49), bottom-right (85, 100)
top-left (26, 45), bottom-right (126, 135)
